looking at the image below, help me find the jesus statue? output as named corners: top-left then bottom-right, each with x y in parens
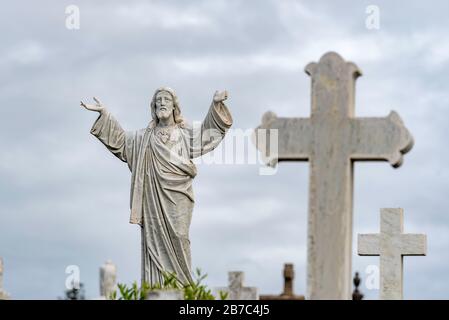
top-left (81, 88), bottom-right (233, 286)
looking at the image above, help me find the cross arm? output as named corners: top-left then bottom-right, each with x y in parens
top-left (349, 111), bottom-right (414, 168)
top-left (253, 111), bottom-right (312, 167)
top-left (400, 234), bottom-right (427, 256)
top-left (358, 234), bottom-right (380, 256)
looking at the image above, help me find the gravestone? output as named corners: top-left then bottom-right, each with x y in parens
top-left (260, 263), bottom-right (304, 300)
top-left (0, 258), bottom-right (10, 300)
top-left (254, 52), bottom-right (414, 299)
top-left (358, 208), bottom-right (427, 299)
top-left (99, 260), bottom-right (117, 300)
top-left (215, 271), bottom-right (259, 300)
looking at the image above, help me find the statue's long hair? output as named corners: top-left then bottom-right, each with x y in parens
top-left (149, 87), bottom-right (184, 128)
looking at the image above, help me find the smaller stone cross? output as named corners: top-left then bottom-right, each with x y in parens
top-left (358, 208), bottom-right (427, 299)
top-left (216, 271), bottom-right (259, 300)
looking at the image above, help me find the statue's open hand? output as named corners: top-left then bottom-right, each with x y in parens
top-left (80, 97), bottom-right (106, 113)
top-left (213, 90), bottom-right (228, 103)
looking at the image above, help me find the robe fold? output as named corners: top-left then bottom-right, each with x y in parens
top-left (90, 101), bottom-right (232, 285)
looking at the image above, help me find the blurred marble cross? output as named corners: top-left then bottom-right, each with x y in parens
top-left (358, 208), bottom-right (427, 299)
top-left (254, 52), bottom-right (414, 299)
top-left (216, 271), bottom-right (259, 300)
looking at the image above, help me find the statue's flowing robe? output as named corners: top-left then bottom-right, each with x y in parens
top-left (90, 101), bottom-right (232, 285)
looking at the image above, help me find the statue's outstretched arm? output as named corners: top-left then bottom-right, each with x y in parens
top-left (83, 97), bottom-right (128, 163)
top-left (190, 90), bottom-right (233, 158)
top-left (80, 97), bottom-right (107, 114)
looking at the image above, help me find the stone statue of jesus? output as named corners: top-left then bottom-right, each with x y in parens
top-left (81, 88), bottom-right (232, 286)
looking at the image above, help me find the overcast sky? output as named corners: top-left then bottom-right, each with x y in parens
top-left (1, 0), bottom-right (448, 299)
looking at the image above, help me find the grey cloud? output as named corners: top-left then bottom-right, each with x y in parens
top-left (1, 0), bottom-right (449, 299)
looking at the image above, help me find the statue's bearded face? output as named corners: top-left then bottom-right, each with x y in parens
top-left (155, 91), bottom-right (174, 121)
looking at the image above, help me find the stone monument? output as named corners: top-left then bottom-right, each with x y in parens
top-left (215, 271), bottom-right (259, 300)
top-left (358, 208), bottom-right (427, 299)
top-left (254, 52), bottom-right (414, 299)
top-left (81, 88), bottom-right (232, 286)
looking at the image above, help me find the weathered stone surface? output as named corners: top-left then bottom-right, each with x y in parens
top-left (254, 52), bottom-right (414, 299)
top-left (99, 260), bottom-right (117, 299)
top-left (147, 289), bottom-right (184, 300)
top-left (358, 208), bottom-right (427, 300)
top-left (215, 271), bottom-right (259, 300)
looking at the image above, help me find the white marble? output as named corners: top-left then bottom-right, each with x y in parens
top-left (358, 208), bottom-right (427, 300)
top-left (215, 271), bottom-right (259, 300)
top-left (254, 52), bottom-right (414, 299)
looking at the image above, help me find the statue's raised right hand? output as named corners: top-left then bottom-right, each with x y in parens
top-left (80, 97), bottom-right (106, 113)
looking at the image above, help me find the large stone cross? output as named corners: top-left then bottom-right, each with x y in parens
top-left (254, 52), bottom-right (414, 299)
top-left (358, 208), bottom-right (426, 299)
